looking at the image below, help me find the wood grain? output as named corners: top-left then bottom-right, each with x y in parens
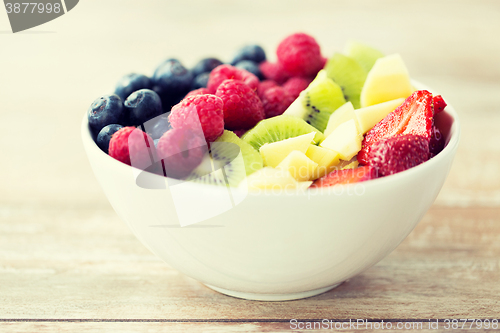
top-left (1, 0), bottom-right (499, 332)
top-left (1, 207), bottom-right (498, 323)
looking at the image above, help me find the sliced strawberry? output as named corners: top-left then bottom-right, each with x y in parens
top-left (433, 95), bottom-right (447, 115)
top-left (358, 90), bottom-right (433, 165)
top-left (402, 96), bottom-right (433, 140)
top-left (429, 125), bottom-right (445, 158)
top-left (368, 134), bottom-right (429, 177)
top-left (311, 166), bottom-right (376, 188)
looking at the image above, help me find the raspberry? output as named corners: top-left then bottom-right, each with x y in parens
top-left (184, 88), bottom-right (210, 99)
top-left (157, 128), bottom-right (207, 179)
top-left (257, 80), bottom-right (279, 99)
top-left (206, 64), bottom-right (259, 94)
top-left (367, 134), bottom-right (430, 177)
top-left (282, 77), bottom-right (311, 99)
top-left (215, 79), bottom-right (265, 130)
top-left (258, 61), bottom-right (290, 84)
top-left (109, 127), bottom-right (155, 170)
top-left (276, 33), bottom-right (323, 77)
top-left (260, 86), bottom-right (294, 118)
top-left (169, 94), bottom-right (224, 143)
top-left (320, 56), bottom-right (328, 69)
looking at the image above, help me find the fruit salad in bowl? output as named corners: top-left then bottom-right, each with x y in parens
top-left (82, 33), bottom-right (459, 300)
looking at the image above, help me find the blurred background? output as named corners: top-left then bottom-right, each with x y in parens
top-left (0, 0), bottom-right (498, 209)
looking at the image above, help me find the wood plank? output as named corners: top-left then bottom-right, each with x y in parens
top-left (1, 207), bottom-right (499, 321)
top-left (2, 321), bottom-right (494, 333)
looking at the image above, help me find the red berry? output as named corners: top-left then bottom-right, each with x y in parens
top-left (185, 88), bottom-right (210, 99)
top-left (367, 135), bottom-right (430, 177)
top-left (233, 129), bottom-right (247, 138)
top-left (258, 61), bottom-right (290, 84)
top-left (156, 128), bottom-right (207, 179)
top-left (260, 86), bottom-right (294, 118)
top-left (215, 79), bottom-right (265, 130)
top-left (276, 33), bottom-right (323, 77)
top-left (206, 64), bottom-right (259, 94)
top-left (429, 125), bottom-right (445, 157)
top-left (320, 56), bottom-right (328, 69)
top-left (109, 126), bottom-right (155, 170)
top-left (433, 95), bottom-right (447, 115)
top-left (257, 80), bottom-right (279, 99)
top-left (282, 77), bottom-right (311, 99)
top-left (169, 94), bottom-right (224, 143)
top-left (311, 166), bottom-right (376, 188)
top-left (358, 90), bottom-right (434, 165)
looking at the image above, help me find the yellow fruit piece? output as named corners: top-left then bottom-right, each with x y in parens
top-left (324, 102), bottom-right (361, 137)
top-left (355, 98), bottom-right (405, 134)
top-left (296, 181), bottom-right (313, 191)
top-left (241, 167), bottom-right (298, 190)
top-left (360, 54), bottom-right (413, 107)
top-left (305, 145), bottom-right (340, 179)
top-left (341, 160), bottom-right (359, 170)
top-left (259, 132), bottom-right (315, 167)
top-left (320, 119), bottom-right (361, 161)
top-left (277, 151), bottom-right (318, 182)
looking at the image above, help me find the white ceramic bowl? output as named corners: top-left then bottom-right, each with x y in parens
top-left (82, 87), bottom-right (460, 301)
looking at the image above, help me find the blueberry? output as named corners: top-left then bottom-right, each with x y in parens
top-left (114, 73), bottom-right (151, 101)
top-left (124, 89), bottom-right (163, 125)
top-left (96, 124), bottom-right (123, 154)
top-left (152, 59), bottom-right (193, 98)
top-left (145, 114), bottom-right (172, 140)
top-left (230, 45), bottom-right (266, 65)
top-left (234, 60), bottom-right (263, 80)
top-left (191, 58), bottom-right (223, 77)
top-left (87, 94), bottom-right (124, 134)
top-left (153, 85), bottom-right (183, 111)
top-left (191, 72), bottom-right (210, 89)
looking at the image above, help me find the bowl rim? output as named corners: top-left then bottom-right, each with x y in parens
top-left (81, 81), bottom-right (460, 196)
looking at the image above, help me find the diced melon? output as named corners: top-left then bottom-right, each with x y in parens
top-left (305, 145), bottom-right (341, 179)
top-left (324, 102), bottom-right (362, 137)
top-left (277, 151), bottom-right (318, 182)
top-left (355, 98), bottom-right (405, 134)
top-left (360, 54), bottom-right (413, 107)
top-left (320, 119), bottom-right (362, 160)
top-left (259, 132), bottom-right (315, 167)
top-left (341, 160), bottom-right (359, 170)
top-left (296, 181), bottom-right (313, 191)
top-left (241, 167), bottom-right (298, 190)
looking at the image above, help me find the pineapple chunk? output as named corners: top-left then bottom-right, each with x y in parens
top-left (259, 132), bottom-right (315, 167)
top-left (324, 102), bottom-right (361, 137)
top-left (305, 145), bottom-right (340, 179)
top-left (360, 54), bottom-right (413, 107)
top-left (355, 98), bottom-right (405, 134)
top-left (320, 119), bottom-right (361, 160)
top-left (277, 151), bottom-right (318, 182)
top-left (341, 160), bottom-right (359, 170)
top-left (241, 167), bottom-right (298, 190)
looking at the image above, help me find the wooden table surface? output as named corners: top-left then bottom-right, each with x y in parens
top-left (1, 1), bottom-right (499, 332)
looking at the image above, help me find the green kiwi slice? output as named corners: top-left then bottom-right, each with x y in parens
top-left (284, 70), bottom-right (346, 132)
top-left (325, 53), bottom-right (367, 109)
top-left (345, 41), bottom-right (384, 73)
top-left (242, 115), bottom-right (325, 151)
top-left (186, 130), bottom-right (262, 186)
